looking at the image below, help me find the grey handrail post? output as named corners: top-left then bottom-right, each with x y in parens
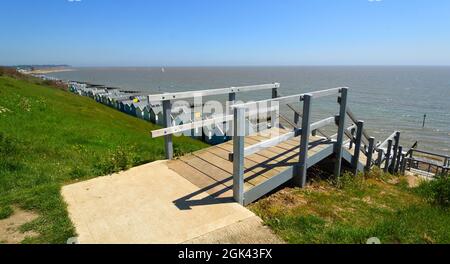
top-left (292, 87), bottom-right (299, 127)
top-left (233, 107), bottom-right (245, 205)
top-left (384, 139), bottom-right (393, 173)
top-left (390, 132), bottom-right (401, 173)
top-left (294, 113), bottom-right (300, 127)
top-left (272, 86), bottom-right (279, 99)
top-left (296, 94), bottom-right (312, 188)
top-left (352, 121), bottom-right (364, 175)
top-left (377, 149), bottom-right (383, 167)
top-left (400, 154), bottom-right (407, 175)
top-left (334, 88), bottom-right (348, 178)
top-left (271, 87), bottom-right (279, 128)
top-left (229, 92), bottom-right (236, 105)
top-left (162, 100), bottom-right (174, 160)
top-left (228, 92), bottom-right (236, 133)
top-left (365, 137), bottom-right (376, 172)
top-left (395, 146), bottom-right (403, 173)
top-left (349, 127), bottom-right (356, 150)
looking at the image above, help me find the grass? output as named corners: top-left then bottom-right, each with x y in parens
top-left (415, 175), bottom-right (450, 207)
top-left (250, 169), bottom-right (450, 244)
top-left (0, 73), bottom-right (208, 243)
top-left (0, 205), bottom-right (13, 220)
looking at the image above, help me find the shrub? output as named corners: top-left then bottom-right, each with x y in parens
top-left (0, 133), bottom-right (23, 172)
top-left (416, 175), bottom-right (450, 207)
top-left (68, 167), bottom-right (88, 180)
top-left (0, 132), bottom-right (17, 154)
top-left (333, 172), bottom-right (366, 190)
top-left (94, 146), bottom-right (138, 175)
top-left (365, 167), bottom-right (385, 180)
top-left (42, 80), bottom-right (69, 91)
top-left (0, 67), bottom-right (23, 78)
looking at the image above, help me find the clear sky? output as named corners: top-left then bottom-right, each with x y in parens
top-left (1, 0), bottom-right (449, 66)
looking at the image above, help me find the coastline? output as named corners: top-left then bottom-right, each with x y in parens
top-left (27, 68), bottom-right (76, 74)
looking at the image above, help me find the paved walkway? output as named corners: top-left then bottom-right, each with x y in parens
top-left (62, 161), bottom-right (282, 244)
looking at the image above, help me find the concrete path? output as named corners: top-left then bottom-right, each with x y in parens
top-left (62, 161), bottom-right (282, 244)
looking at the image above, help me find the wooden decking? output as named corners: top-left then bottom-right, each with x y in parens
top-left (168, 128), bottom-right (365, 202)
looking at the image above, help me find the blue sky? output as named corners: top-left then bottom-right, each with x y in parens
top-left (1, 0), bottom-right (449, 66)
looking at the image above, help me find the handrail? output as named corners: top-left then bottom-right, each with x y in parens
top-left (230, 129), bottom-right (301, 161)
top-left (404, 157), bottom-right (449, 176)
top-left (276, 90), bottom-right (330, 139)
top-left (405, 141), bottom-right (418, 156)
top-left (311, 117), bottom-right (336, 131)
top-left (345, 107), bottom-right (371, 143)
top-left (151, 105), bottom-right (279, 138)
top-left (377, 131), bottom-right (398, 150)
top-left (411, 149), bottom-right (449, 159)
top-left (232, 87), bottom-right (344, 109)
top-left (147, 83), bottom-right (280, 101)
top-left (152, 83), bottom-right (281, 160)
top-left (231, 116), bottom-right (336, 161)
top-left (330, 124), bottom-right (357, 139)
top-left (336, 96), bottom-right (371, 146)
top-left (229, 116), bottom-right (337, 162)
top-left (279, 113), bottom-right (298, 128)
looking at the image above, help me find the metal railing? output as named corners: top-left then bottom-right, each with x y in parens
top-left (229, 87), bottom-right (348, 204)
top-left (150, 83), bottom-right (280, 159)
top-left (342, 107), bottom-right (406, 175)
top-left (149, 82), bottom-right (424, 204)
top-left (403, 148), bottom-right (449, 176)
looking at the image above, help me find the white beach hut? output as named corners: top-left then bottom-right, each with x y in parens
top-left (134, 101), bottom-right (151, 121)
top-left (149, 104), bottom-right (164, 126)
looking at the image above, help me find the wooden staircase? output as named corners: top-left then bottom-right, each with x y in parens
top-left (150, 84), bottom-right (409, 205)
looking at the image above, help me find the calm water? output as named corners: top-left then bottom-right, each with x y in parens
top-left (49, 66), bottom-right (450, 155)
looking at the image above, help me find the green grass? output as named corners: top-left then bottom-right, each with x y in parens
top-left (0, 205), bottom-right (13, 220)
top-left (250, 169), bottom-right (450, 244)
top-left (415, 175), bottom-right (450, 207)
top-left (0, 75), bottom-right (207, 243)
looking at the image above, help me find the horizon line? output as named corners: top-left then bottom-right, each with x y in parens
top-left (8, 64), bottom-right (450, 68)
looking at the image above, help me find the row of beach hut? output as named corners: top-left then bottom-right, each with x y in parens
top-left (69, 82), bottom-right (165, 125)
top-left (67, 81), bottom-right (231, 145)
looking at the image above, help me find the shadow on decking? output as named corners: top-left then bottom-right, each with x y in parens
top-left (173, 138), bottom-right (334, 210)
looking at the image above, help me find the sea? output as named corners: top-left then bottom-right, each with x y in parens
top-left (48, 66), bottom-right (450, 155)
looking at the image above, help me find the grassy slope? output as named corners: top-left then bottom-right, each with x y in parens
top-left (250, 169), bottom-right (450, 244)
top-left (0, 76), bottom-right (207, 243)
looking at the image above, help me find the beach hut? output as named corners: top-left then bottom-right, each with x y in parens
top-left (101, 89), bottom-right (120, 105)
top-left (107, 94), bottom-right (125, 107)
top-left (203, 123), bottom-right (229, 145)
top-left (186, 111), bottom-right (204, 140)
top-left (196, 112), bottom-right (228, 145)
top-left (115, 97), bottom-right (132, 111)
top-left (100, 93), bottom-right (110, 105)
top-left (168, 107), bottom-right (203, 138)
top-left (69, 82), bottom-right (82, 93)
top-left (96, 92), bottom-right (110, 104)
top-left (92, 89), bottom-right (106, 102)
top-left (134, 101), bottom-right (151, 121)
top-left (70, 83), bottom-right (87, 95)
top-left (149, 104), bottom-right (164, 126)
top-left (119, 100), bottom-right (134, 114)
top-left (129, 99), bottom-right (144, 117)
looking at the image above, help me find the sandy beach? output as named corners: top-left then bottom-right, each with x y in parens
top-left (28, 68), bottom-right (75, 74)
